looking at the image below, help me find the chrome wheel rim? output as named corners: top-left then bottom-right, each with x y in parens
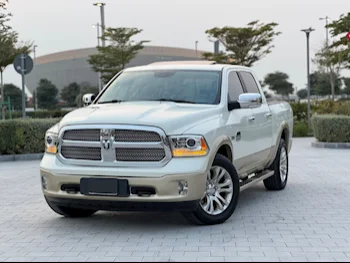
top-left (200, 166), bottom-right (233, 216)
top-left (279, 147), bottom-right (288, 182)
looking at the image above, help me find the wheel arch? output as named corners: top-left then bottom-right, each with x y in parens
top-left (266, 121), bottom-right (291, 168)
top-left (206, 135), bottom-right (234, 171)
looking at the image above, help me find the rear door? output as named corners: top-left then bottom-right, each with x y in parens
top-left (238, 71), bottom-right (273, 167)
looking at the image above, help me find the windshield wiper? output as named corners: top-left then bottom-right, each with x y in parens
top-left (155, 99), bottom-right (196, 104)
top-left (97, 100), bottom-right (124, 104)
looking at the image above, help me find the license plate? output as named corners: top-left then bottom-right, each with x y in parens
top-left (80, 178), bottom-right (130, 197)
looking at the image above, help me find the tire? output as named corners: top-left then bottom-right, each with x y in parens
top-left (263, 138), bottom-right (288, 191)
top-left (182, 154), bottom-right (240, 225)
top-left (45, 197), bottom-right (97, 218)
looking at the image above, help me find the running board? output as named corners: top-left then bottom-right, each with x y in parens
top-left (239, 170), bottom-right (274, 192)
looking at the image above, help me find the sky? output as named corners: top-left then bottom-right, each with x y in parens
top-left (3, 0), bottom-right (350, 94)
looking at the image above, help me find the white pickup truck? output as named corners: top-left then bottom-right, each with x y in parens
top-left (40, 61), bottom-right (293, 225)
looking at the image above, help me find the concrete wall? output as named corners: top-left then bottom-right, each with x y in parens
top-left (26, 54), bottom-right (202, 93)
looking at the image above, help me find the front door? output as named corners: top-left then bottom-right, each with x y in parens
top-left (226, 70), bottom-right (255, 175)
top-left (239, 71), bottom-right (273, 166)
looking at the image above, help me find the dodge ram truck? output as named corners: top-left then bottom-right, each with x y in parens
top-left (40, 61), bottom-right (293, 225)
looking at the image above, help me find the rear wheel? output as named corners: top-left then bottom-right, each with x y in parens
top-left (182, 154), bottom-right (240, 225)
top-left (45, 197), bottom-right (97, 218)
top-left (263, 138), bottom-right (288, 190)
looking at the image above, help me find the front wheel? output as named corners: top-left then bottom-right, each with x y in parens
top-left (182, 154), bottom-right (240, 225)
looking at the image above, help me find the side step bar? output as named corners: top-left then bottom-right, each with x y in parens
top-left (239, 170), bottom-right (274, 192)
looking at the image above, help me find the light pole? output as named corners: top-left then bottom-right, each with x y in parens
top-left (195, 41), bottom-right (198, 58)
top-left (319, 16), bottom-right (330, 46)
top-left (301, 27), bottom-right (315, 132)
top-left (33, 45), bottom-right (38, 110)
top-left (92, 23), bottom-right (101, 46)
top-left (93, 3), bottom-right (106, 47)
top-left (92, 23), bottom-right (103, 92)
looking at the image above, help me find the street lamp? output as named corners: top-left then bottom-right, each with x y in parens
top-left (319, 16), bottom-right (330, 46)
top-left (301, 27), bottom-right (315, 132)
top-left (195, 41), bottom-right (199, 58)
top-left (92, 23), bottom-right (103, 92)
top-left (93, 2), bottom-right (106, 47)
top-left (92, 23), bottom-right (101, 47)
top-left (33, 45), bottom-right (38, 111)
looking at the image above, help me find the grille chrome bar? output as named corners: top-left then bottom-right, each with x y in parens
top-left (62, 140), bottom-right (101, 148)
top-left (57, 124), bottom-right (172, 168)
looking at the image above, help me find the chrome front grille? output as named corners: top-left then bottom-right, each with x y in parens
top-left (63, 129), bottom-right (100, 141)
top-left (114, 130), bottom-right (161, 142)
top-left (116, 148), bottom-right (166, 162)
top-left (58, 125), bottom-right (172, 167)
top-left (61, 146), bottom-right (102, 160)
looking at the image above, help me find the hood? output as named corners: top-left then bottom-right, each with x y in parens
top-left (59, 101), bottom-right (221, 134)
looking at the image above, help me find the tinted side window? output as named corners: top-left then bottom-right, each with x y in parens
top-left (240, 71), bottom-right (260, 94)
top-left (228, 72), bottom-right (245, 102)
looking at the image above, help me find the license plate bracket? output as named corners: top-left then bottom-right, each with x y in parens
top-left (80, 178), bottom-right (130, 197)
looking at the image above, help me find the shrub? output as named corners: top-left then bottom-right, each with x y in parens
top-left (311, 114), bottom-right (350, 143)
top-left (0, 118), bottom-right (61, 155)
top-left (293, 121), bottom-right (311, 137)
top-left (290, 102), bottom-right (308, 122)
top-left (7, 110), bottom-right (71, 119)
top-left (314, 100), bottom-right (350, 115)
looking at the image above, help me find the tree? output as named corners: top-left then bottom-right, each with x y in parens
top-left (314, 41), bottom-right (346, 100)
top-left (297, 89), bottom-right (308, 99)
top-left (263, 71), bottom-right (294, 97)
top-left (36, 79), bottom-right (58, 109)
top-left (202, 21), bottom-right (281, 66)
top-left (75, 83), bottom-right (99, 108)
top-left (343, 77), bottom-right (350, 95)
top-left (3, 83), bottom-right (24, 110)
top-left (327, 13), bottom-right (350, 69)
top-left (0, 1), bottom-right (32, 119)
top-left (88, 27), bottom-right (149, 83)
top-left (310, 71), bottom-right (341, 96)
top-left (61, 82), bottom-right (80, 107)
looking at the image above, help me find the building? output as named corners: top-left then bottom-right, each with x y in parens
top-left (26, 45), bottom-right (205, 94)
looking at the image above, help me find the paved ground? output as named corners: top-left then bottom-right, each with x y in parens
top-left (0, 138), bottom-right (350, 262)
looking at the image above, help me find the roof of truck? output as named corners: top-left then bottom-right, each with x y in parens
top-left (124, 61), bottom-right (251, 72)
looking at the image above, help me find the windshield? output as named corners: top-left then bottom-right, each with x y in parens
top-left (96, 70), bottom-right (222, 105)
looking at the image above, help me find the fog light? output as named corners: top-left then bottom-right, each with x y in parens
top-left (178, 181), bottom-right (188, 195)
top-left (41, 176), bottom-right (47, 190)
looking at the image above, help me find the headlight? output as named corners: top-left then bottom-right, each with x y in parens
top-left (45, 124), bottom-right (59, 154)
top-left (169, 135), bottom-right (209, 157)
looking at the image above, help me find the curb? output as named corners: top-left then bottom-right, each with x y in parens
top-left (311, 141), bottom-right (350, 149)
top-left (0, 153), bottom-right (44, 162)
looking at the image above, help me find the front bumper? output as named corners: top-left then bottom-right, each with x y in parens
top-left (45, 196), bottom-right (199, 212)
top-left (40, 154), bottom-right (208, 208)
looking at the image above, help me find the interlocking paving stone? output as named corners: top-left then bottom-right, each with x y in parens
top-left (0, 138), bottom-right (350, 261)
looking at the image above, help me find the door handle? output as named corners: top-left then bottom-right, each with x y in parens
top-left (236, 132), bottom-right (241, 141)
top-left (265, 113), bottom-right (272, 118)
top-left (248, 116), bottom-right (255, 122)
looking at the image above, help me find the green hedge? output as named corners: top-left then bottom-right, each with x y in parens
top-left (7, 110), bottom-right (71, 119)
top-left (311, 114), bottom-right (350, 143)
top-left (0, 118), bottom-right (61, 155)
top-left (293, 121), bottom-right (312, 137)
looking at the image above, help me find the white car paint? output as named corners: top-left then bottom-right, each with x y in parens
top-left (41, 64), bottom-right (293, 181)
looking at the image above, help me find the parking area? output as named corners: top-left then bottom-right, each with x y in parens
top-left (0, 138), bottom-right (350, 262)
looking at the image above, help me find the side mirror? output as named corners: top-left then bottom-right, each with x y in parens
top-left (238, 93), bottom-right (262, 109)
top-left (227, 93), bottom-right (262, 111)
top-left (82, 94), bottom-right (96, 107)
